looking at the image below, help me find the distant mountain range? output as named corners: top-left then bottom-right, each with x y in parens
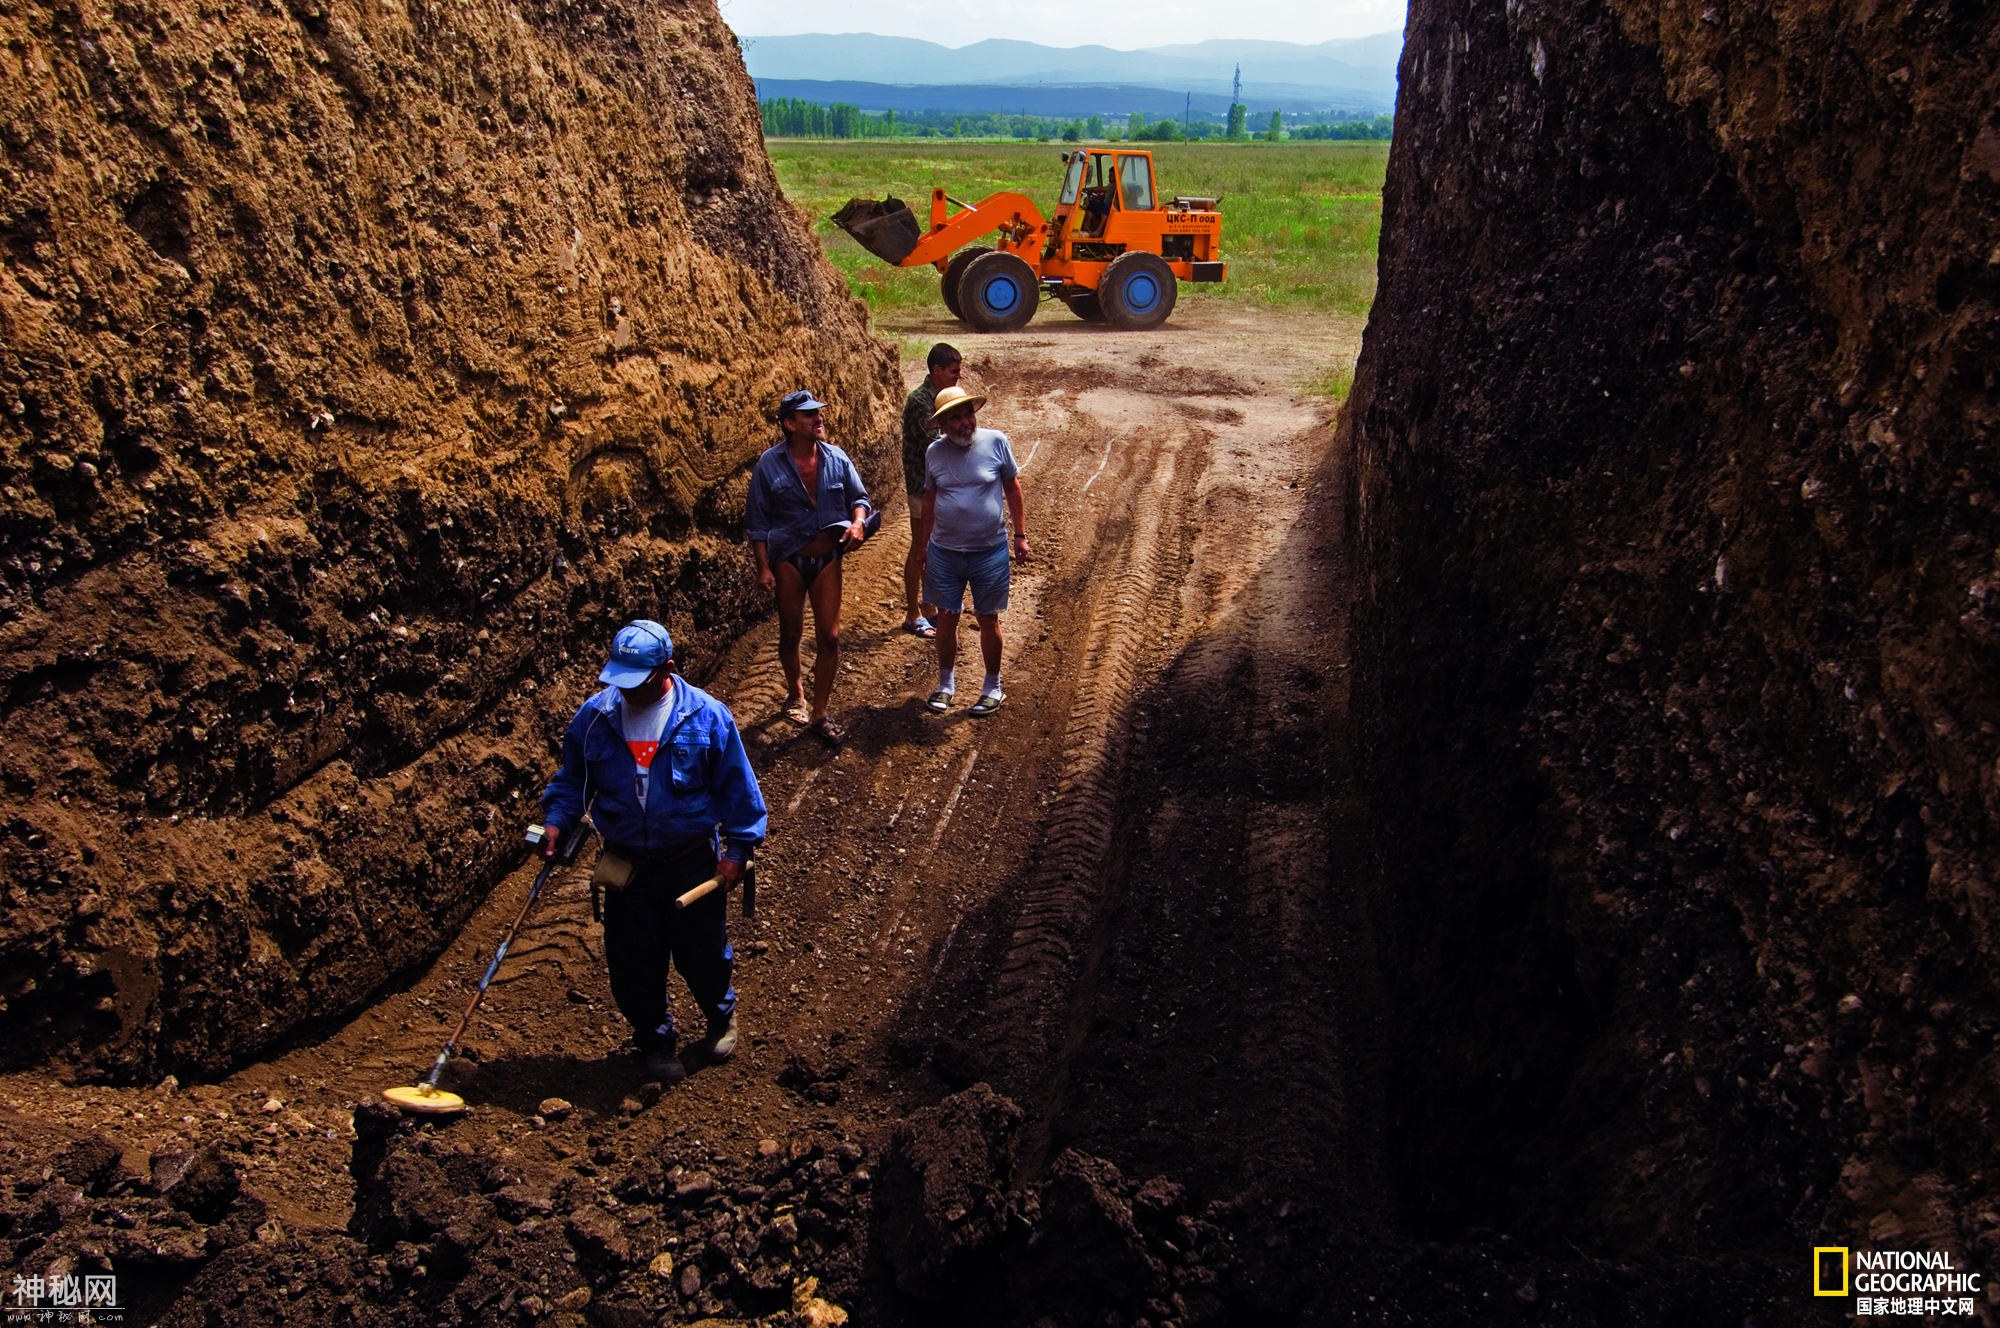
top-left (737, 32), bottom-right (1403, 117)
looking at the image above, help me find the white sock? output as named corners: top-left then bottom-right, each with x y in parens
top-left (938, 668), bottom-right (955, 694)
top-left (982, 675), bottom-right (1002, 696)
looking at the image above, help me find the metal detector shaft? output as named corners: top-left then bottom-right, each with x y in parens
top-left (422, 824), bottom-right (585, 1090)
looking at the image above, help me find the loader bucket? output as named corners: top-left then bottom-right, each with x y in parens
top-left (834, 197), bottom-right (921, 265)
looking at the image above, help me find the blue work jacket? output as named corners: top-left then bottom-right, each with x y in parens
top-left (542, 680), bottom-right (767, 862)
top-left (744, 440), bottom-right (872, 565)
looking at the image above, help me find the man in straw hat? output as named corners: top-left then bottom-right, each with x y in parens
top-left (916, 384), bottom-right (1030, 716)
top-left (538, 619), bottom-right (767, 1085)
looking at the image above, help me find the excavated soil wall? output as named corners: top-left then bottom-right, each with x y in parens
top-left (1344, 0), bottom-right (1998, 1268)
top-left (0, 0), bottom-right (899, 1081)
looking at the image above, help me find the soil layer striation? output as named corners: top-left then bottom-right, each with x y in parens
top-left (0, 0), bottom-right (900, 1081)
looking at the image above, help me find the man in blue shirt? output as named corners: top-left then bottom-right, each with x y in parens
top-left (918, 385), bottom-right (1030, 716)
top-left (745, 389), bottom-right (875, 744)
top-left (539, 620), bottom-right (768, 1085)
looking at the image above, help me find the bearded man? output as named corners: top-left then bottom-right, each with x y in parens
top-left (915, 385), bottom-right (1030, 716)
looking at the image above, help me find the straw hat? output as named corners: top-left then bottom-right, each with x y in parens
top-left (928, 385), bottom-right (988, 425)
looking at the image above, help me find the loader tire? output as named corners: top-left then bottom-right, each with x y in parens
top-left (960, 252), bottom-right (1039, 333)
top-left (941, 247), bottom-right (992, 322)
top-left (1100, 251), bottom-right (1177, 330)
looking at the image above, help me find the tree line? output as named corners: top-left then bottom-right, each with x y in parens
top-left (758, 98), bottom-right (1392, 143)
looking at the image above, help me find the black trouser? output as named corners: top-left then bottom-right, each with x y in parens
top-left (600, 838), bottom-right (735, 1053)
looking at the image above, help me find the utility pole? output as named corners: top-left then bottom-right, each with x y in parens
top-left (1184, 90), bottom-right (1192, 139)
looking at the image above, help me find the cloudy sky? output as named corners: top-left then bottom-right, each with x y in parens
top-left (714, 0), bottom-right (1407, 49)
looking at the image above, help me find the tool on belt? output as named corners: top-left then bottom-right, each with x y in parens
top-left (588, 845), bottom-right (757, 920)
top-left (675, 861), bottom-right (758, 917)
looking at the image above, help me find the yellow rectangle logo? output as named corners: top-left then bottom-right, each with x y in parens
top-left (1814, 1247), bottom-right (1850, 1296)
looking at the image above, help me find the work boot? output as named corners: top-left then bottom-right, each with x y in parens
top-left (706, 1012), bottom-right (739, 1062)
top-left (642, 1044), bottom-right (686, 1086)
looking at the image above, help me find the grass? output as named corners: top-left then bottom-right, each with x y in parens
top-left (1309, 359), bottom-right (1358, 402)
top-left (767, 139), bottom-right (1388, 325)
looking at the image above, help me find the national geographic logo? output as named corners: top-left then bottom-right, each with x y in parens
top-left (1815, 1245), bottom-right (1985, 1318)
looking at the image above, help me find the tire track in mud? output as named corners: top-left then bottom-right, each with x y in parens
top-left (965, 411), bottom-right (1209, 1148)
top-left (1045, 415), bottom-right (1388, 1209)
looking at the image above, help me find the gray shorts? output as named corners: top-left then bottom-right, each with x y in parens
top-left (925, 541), bottom-right (1010, 615)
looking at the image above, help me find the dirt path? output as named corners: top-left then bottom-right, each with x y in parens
top-left (0, 299), bottom-right (1379, 1314)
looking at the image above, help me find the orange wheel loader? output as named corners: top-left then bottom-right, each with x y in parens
top-left (833, 149), bottom-right (1225, 332)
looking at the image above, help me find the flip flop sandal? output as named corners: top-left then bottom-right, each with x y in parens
top-left (926, 690), bottom-right (953, 713)
top-left (970, 692), bottom-right (1004, 717)
top-left (903, 617), bottom-right (937, 638)
top-left (811, 716), bottom-right (846, 745)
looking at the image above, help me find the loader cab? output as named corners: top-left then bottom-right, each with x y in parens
top-left (1058, 150), bottom-right (1158, 242)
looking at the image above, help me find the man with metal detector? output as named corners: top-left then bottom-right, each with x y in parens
top-left (538, 619), bottom-right (767, 1086)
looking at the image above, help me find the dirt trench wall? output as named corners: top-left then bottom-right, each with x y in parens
top-left (1343, 0), bottom-right (1997, 1263)
top-left (0, 0), bottom-right (900, 1080)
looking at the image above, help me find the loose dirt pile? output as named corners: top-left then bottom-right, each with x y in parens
top-left (1345, 0), bottom-right (1998, 1282)
top-left (0, 0), bottom-right (899, 1081)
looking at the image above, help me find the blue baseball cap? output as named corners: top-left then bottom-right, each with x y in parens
top-left (600, 619), bottom-right (672, 687)
top-left (778, 389), bottom-right (828, 418)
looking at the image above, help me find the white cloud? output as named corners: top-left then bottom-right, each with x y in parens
top-left (715, 0), bottom-right (1406, 48)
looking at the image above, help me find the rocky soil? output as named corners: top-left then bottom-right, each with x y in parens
top-left (1344, 0), bottom-right (1999, 1291)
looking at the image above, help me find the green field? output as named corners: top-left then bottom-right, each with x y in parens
top-left (767, 140), bottom-right (1389, 325)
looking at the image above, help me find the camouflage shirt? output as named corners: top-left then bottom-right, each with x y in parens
top-left (901, 378), bottom-right (941, 494)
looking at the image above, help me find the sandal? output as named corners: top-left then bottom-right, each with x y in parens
top-left (925, 690), bottom-right (953, 714)
top-left (811, 715), bottom-right (845, 745)
top-left (902, 617), bottom-right (937, 638)
top-left (783, 698), bottom-right (812, 725)
top-left (969, 691), bottom-right (1004, 717)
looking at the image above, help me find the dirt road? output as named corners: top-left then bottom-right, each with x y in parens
top-left (702, 298), bottom-right (1379, 1202)
top-left (0, 300), bottom-right (1380, 1322)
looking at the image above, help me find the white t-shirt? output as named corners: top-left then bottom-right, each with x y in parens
top-left (924, 428), bottom-right (1019, 551)
top-left (619, 688), bottom-right (673, 807)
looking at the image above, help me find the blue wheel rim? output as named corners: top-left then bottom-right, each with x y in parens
top-left (981, 274), bottom-right (1023, 316)
top-left (1123, 271), bottom-right (1162, 313)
